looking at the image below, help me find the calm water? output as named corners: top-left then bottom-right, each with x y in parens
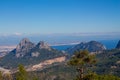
top-left (100, 40), bottom-right (119, 49)
top-left (52, 40), bottom-right (119, 50)
top-left (52, 45), bottom-right (75, 51)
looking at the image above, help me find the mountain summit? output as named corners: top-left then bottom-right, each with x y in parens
top-left (36, 41), bottom-right (51, 50)
top-left (116, 40), bottom-right (120, 49)
top-left (67, 41), bottom-right (106, 54)
top-left (15, 38), bottom-right (35, 57)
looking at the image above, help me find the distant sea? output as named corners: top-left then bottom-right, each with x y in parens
top-left (51, 40), bottom-right (119, 50)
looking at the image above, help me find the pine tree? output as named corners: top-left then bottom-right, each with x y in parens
top-left (16, 64), bottom-right (28, 80)
top-left (68, 50), bottom-right (96, 80)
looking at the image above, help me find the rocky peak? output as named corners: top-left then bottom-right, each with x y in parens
top-left (15, 38), bottom-right (35, 57)
top-left (67, 41), bottom-right (106, 54)
top-left (116, 40), bottom-right (120, 49)
top-left (36, 41), bottom-right (51, 50)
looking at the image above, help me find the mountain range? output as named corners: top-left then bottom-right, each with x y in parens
top-left (0, 38), bottom-right (66, 69)
top-left (0, 38), bottom-right (120, 76)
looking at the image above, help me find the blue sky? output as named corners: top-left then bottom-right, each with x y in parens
top-left (0, 0), bottom-right (120, 35)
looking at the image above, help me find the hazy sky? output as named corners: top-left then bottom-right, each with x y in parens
top-left (0, 0), bottom-right (120, 35)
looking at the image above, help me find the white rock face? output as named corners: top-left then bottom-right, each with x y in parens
top-left (27, 56), bottom-right (66, 71)
top-left (0, 67), bottom-right (11, 74)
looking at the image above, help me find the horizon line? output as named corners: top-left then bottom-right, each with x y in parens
top-left (0, 32), bottom-right (120, 36)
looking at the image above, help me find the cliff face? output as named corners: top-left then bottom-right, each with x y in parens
top-left (15, 38), bottom-right (35, 57)
top-left (15, 39), bottom-right (52, 58)
top-left (36, 41), bottom-right (51, 50)
top-left (67, 41), bottom-right (106, 54)
top-left (116, 40), bottom-right (120, 49)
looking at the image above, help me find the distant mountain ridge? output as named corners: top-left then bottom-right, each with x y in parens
top-left (67, 41), bottom-right (106, 54)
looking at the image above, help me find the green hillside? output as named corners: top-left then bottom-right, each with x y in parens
top-left (0, 48), bottom-right (65, 69)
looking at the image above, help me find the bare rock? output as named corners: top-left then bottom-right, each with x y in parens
top-left (15, 38), bottom-right (35, 57)
top-left (36, 41), bottom-right (51, 50)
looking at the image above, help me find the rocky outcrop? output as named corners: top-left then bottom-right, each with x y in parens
top-left (67, 41), bottom-right (106, 54)
top-left (15, 39), bottom-right (52, 58)
top-left (31, 52), bottom-right (40, 57)
top-left (116, 40), bottom-right (120, 49)
top-left (15, 38), bottom-right (35, 57)
top-left (36, 41), bottom-right (51, 50)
